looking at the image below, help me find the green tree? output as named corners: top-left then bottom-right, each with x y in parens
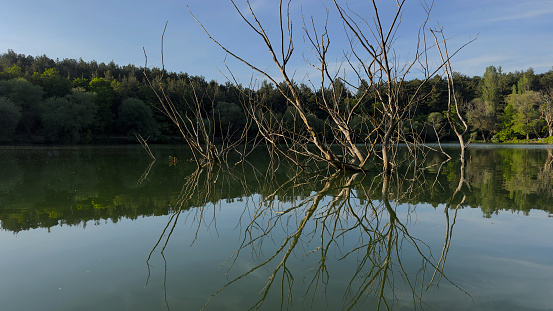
top-left (512, 68), bottom-right (536, 95)
top-left (0, 97), bottom-right (22, 141)
top-left (0, 78), bottom-right (44, 136)
top-left (428, 111), bottom-right (445, 128)
top-left (30, 68), bottom-right (72, 98)
top-left (214, 101), bottom-right (247, 137)
top-left (538, 70), bottom-right (553, 90)
top-left (258, 81), bottom-right (287, 114)
top-left (40, 90), bottom-right (97, 143)
top-left (477, 66), bottom-right (505, 138)
top-left (89, 77), bottom-right (116, 134)
top-left (466, 98), bottom-right (496, 141)
top-left (114, 73), bottom-right (140, 99)
top-left (495, 104), bottom-right (517, 141)
top-left (481, 66), bottom-right (502, 109)
top-left (116, 98), bottom-right (159, 139)
top-left (452, 72), bottom-right (479, 103)
top-left (29, 54), bottom-right (55, 74)
top-left (424, 76), bottom-right (449, 114)
top-left (427, 112), bottom-right (445, 141)
top-left (72, 77), bottom-right (90, 90)
top-left (507, 91), bottom-right (541, 140)
top-left (0, 65), bottom-right (23, 80)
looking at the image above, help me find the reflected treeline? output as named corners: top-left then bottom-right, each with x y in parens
top-left (369, 146), bottom-right (553, 217)
top-left (0, 147), bottom-right (195, 232)
top-left (464, 146), bottom-right (553, 217)
top-left (1, 146), bottom-right (552, 232)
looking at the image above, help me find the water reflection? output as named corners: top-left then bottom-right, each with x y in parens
top-left (1, 146), bottom-right (553, 310)
top-left (143, 156), bottom-right (473, 310)
top-left (2, 146), bottom-right (552, 232)
top-left (464, 146), bottom-right (553, 216)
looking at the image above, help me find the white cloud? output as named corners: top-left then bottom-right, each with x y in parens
top-left (480, 0), bottom-right (553, 23)
top-left (488, 7), bottom-right (553, 22)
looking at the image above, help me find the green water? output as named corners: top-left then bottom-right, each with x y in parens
top-left (1, 145), bottom-right (552, 310)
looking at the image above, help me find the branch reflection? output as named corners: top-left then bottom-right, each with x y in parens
top-left (142, 149), bottom-right (480, 310)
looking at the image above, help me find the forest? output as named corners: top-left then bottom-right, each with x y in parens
top-left (1, 49), bottom-right (553, 145)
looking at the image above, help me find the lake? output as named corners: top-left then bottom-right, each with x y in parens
top-left (1, 144), bottom-right (552, 310)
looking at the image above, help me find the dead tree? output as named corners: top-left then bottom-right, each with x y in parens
top-left (189, 0), bottom-right (469, 173)
top-left (143, 23), bottom-right (254, 167)
top-left (540, 90), bottom-right (553, 137)
top-left (431, 28), bottom-right (476, 163)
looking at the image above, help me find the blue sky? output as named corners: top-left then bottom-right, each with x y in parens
top-left (1, 0), bottom-right (552, 83)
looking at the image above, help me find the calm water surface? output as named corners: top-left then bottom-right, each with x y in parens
top-left (1, 145), bottom-right (552, 311)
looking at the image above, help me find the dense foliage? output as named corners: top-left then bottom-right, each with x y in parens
top-left (1, 49), bottom-right (553, 144)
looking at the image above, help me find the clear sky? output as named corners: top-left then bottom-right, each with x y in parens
top-left (1, 0), bottom-right (552, 83)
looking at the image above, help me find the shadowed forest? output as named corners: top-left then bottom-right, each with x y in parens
top-left (1, 49), bottom-right (553, 145)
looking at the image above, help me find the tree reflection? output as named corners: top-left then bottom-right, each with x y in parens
top-left (2, 146), bottom-right (553, 233)
top-left (147, 158), bottom-right (472, 310)
top-left (538, 147), bottom-right (553, 199)
top-left (2, 146), bottom-right (552, 308)
top-left (428, 156), bottom-right (468, 289)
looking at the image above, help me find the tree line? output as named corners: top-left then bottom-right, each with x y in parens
top-left (1, 49), bottom-right (553, 144)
